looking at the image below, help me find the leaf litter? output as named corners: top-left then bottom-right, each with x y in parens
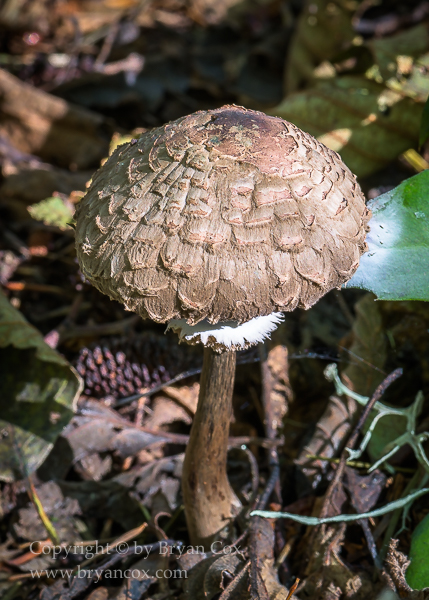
top-left (1, 0), bottom-right (429, 598)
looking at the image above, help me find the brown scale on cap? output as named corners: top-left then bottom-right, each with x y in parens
top-left (75, 105), bottom-right (371, 325)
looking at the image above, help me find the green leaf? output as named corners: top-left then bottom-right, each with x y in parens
top-left (28, 196), bottom-right (74, 230)
top-left (407, 513), bottom-right (429, 590)
top-left (0, 290), bottom-right (82, 481)
top-left (346, 171), bottom-right (429, 301)
top-left (420, 95), bottom-right (429, 148)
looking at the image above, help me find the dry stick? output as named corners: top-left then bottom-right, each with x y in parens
top-left (256, 343), bottom-right (281, 510)
top-left (114, 353), bottom-right (260, 408)
top-left (247, 345), bottom-right (284, 600)
top-left (114, 366), bottom-right (204, 407)
top-left (182, 347), bottom-right (241, 548)
top-left (59, 314), bottom-right (140, 342)
top-left (359, 519), bottom-right (382, 570)
top-left (4, 281), bottom-right (71, 296)
top-left (76, 522), bottom-right (147, 570)
top-left (94, 20), bottom-right (119, 67)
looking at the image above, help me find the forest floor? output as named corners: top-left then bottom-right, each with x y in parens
top-left (1, 1), bottom-right (429, 599)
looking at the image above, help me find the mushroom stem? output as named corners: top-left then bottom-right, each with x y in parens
top-left (182, 347), bottom-right (241, 549)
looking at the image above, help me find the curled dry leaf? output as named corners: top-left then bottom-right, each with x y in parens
top-left (180, 551), bottom-right (247, 600)
top-left (300, 524), bottom-right (384, 599)
top-left (386, 539), bottom-right (429, 599)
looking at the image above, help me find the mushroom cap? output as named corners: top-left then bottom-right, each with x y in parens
top-left (75, 105), bottom-right (370, 325)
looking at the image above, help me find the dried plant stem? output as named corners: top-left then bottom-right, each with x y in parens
top-left (257, 343), bottom-right (281, 508)
top-left (27, 479), bottom-right (60, 546)
top-left (182, 347), bottom-right (240, 548)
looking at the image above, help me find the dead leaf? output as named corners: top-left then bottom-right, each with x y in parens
top-left (301, 525), bottom-right (383, 599)
top-left (114, 455), bottom-right (183, 512)
top-left (266, 344), bottom-right (292, 431)
top-left (162, 383), bottom-right (199, 415)
top-left (143, 396), bottom-right (193, 429)
top-left (181, 551), bottom-right (246, 600)
top-left (344, 467), bottom-right (386, 514)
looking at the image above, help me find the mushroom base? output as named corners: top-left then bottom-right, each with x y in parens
top-left (166, 312), bottom-right (284, 352)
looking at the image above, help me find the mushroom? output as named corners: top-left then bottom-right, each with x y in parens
top-left (75, 105), bottom-right (370, 548)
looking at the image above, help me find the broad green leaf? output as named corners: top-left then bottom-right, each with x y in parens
top-left (420, 95), bottom-right (429, 148)
top-left (346, 171), bottom-right (429, 301)
top-left (407, 513), bottom-right (429, 590)
top-left (273, 76), bottom-right (422, 178)
top-left (0, 290), bottom-right (82, 481)
top-left (28, 196), bottom-right (74, 230)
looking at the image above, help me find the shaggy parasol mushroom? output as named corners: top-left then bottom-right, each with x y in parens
top-left (75, 105), bottom-right (370, 548)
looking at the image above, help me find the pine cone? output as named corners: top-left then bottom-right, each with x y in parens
top-left (74, 332), bottom-right (202, 399)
